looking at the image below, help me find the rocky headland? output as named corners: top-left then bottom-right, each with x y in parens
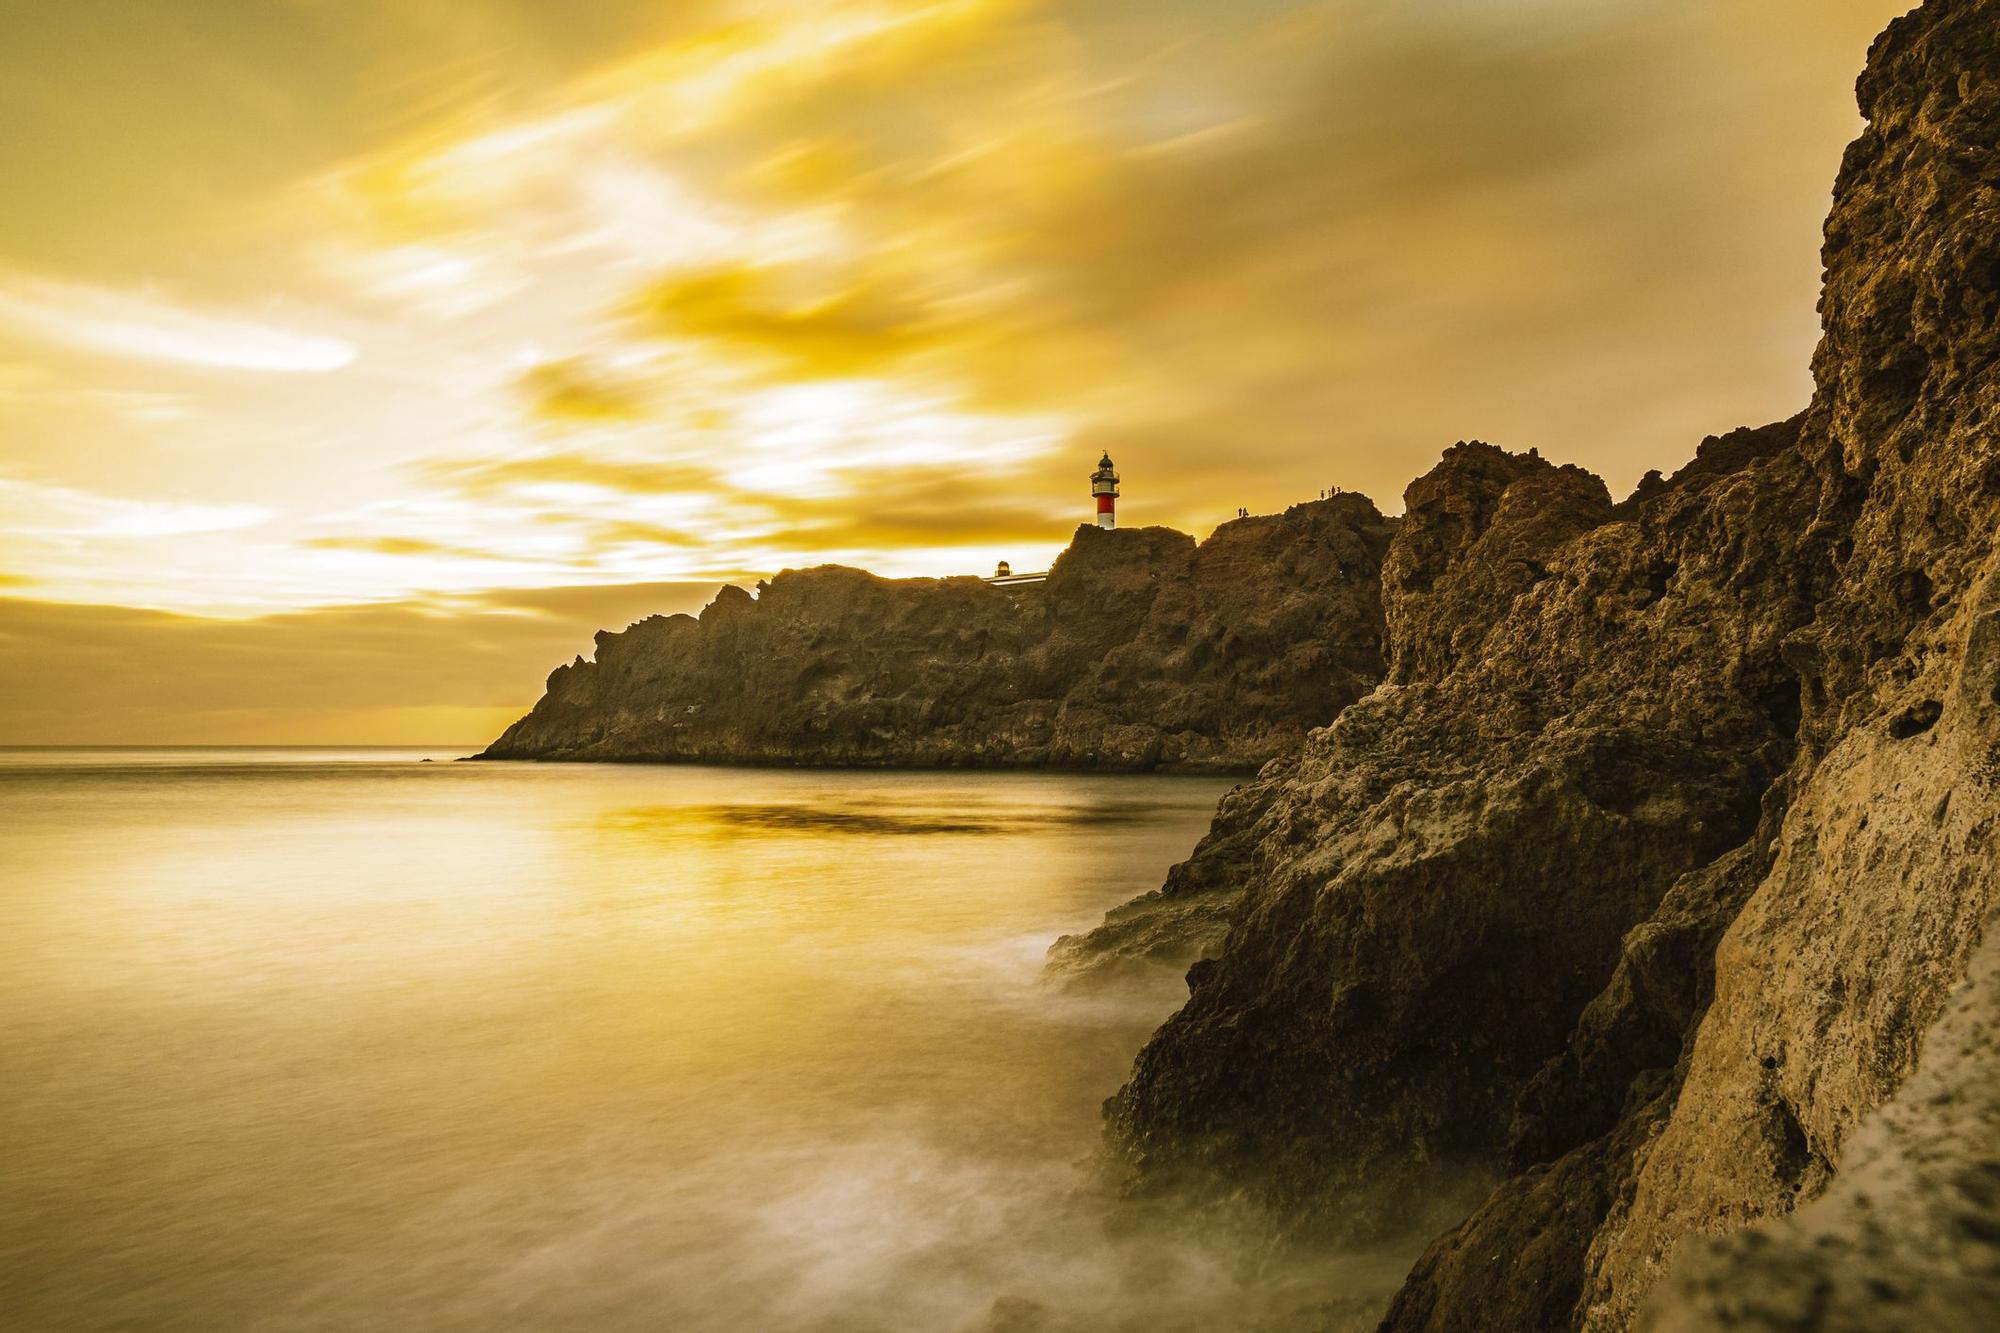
top-left (1062, 2), bottom-right (1999, 1327)
top-left (482, 493), bottom-right (1394, 772)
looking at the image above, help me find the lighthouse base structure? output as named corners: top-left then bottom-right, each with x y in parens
top-left (1096, 495), bottom-right (1117, 529)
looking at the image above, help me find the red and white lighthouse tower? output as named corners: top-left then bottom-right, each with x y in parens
top-left (1091, 452), bottom-right (1120, 529)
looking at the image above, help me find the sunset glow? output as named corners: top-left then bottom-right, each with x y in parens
top-left (0, 0), bottom-right (1907, 740)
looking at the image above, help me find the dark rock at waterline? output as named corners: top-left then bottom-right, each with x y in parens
top-left (480, 495), bottom-right (1395, 773)
top-left (1073, 1), bottom-right (2000, 1327)
top-left (1046, 751), bottom-right (1295, 986)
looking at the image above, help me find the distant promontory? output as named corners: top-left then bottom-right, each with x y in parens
top-left (480, 492), bottom-right (1395, 772)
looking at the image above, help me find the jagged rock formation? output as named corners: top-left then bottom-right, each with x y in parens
top-left (1077, 2), bottom-right (2000, 1326)
top-left (1103, 423), bottom-right (1816, 1238)
top-left (481, 495), bottom-right (1395, 772)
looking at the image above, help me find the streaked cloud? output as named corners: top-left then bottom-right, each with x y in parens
top-left (518, 358), bottom-right (651, 421)
top-left (303, 536), bottom-right (517, 561)
top-left (633, 265), bottom-right (936, 378)
top-left (586, 520), bottom-right (706, 549)
top-left (0, 276), bottom-right (355, 373)
top-left (421, 451), bottom-right (728, 499)
top-left (0, 477), bottom-right (270, 538)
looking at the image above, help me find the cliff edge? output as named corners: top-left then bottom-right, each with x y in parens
top-left (1081, 2), bottom-right (2000, 1327)
top-left (481, 494), bottom-right (1395, 772)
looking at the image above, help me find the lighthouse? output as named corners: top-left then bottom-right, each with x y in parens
top-left (1091, 452), bottom-right (1120, 529)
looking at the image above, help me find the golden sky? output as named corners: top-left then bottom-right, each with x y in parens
top-left (0, 0), bottom-right (1909, 743)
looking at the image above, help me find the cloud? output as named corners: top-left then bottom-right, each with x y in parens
top-left (422, 451), bottom-right (728, 498)
top-left (0, 275), bottom-right (355, 372)
top-left (749, 464), bottom-right (1071, 550)
top-left (471, 579), bottom-right (726, 622)
top-left (632, 265), bottom-right (936, 378)
top-left (586, 520), bottom-right (706, 549)
top-left (518, 358), bottom-right (651, 421)
top-left (0, 477), bottom-right (270, 538)
top-left (303, 536), bottom-right (516, 561)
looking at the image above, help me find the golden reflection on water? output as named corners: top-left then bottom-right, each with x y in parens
top-left (0, 751), bottom-right (1263, 1330)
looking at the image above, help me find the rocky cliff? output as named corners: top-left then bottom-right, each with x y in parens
top-left (1073, 2), bottom-right (2000, 1326)
top-left (480, 494), bottom-right (1395, 772)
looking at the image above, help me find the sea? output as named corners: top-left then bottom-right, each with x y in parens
top-left (0, 748), bottom-right (1397, 1331)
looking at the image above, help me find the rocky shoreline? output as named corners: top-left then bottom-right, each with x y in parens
top-left (1068, 3), bottom-right (2000, 1327)
top-left (484, 2), bottom-right (1999, 1326)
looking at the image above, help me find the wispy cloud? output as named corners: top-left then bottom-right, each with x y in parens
top-left (421, 451), bottom-right (727, 499)
top-left (517, 358), bottom-right (652, 422)
top-left (0, 276), bottom-right (355, 373)
top-left (0, 477), bottom-right (270, 538)
top-left (632, 264), bottom-right (937, 378)
top-left (302, 535), bottom-right (518, 561)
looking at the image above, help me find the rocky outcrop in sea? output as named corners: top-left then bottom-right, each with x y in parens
top-left (1069, 2), bottom-right (2000, 1326)
top-left (481, 494), bottom-right (1395, 772)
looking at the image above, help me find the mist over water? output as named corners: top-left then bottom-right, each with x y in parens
top-left (0, 751), bottom-right (1410, 1330)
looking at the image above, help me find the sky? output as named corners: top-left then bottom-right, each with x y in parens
top-left (0, 0), bottom-right (1910, 743)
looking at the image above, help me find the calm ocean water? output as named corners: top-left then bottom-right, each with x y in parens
top-left (0, 749), bottom-right (1367, 1331)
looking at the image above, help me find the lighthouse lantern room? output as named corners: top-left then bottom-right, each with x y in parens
top-left (1091, 453), bottom-right (1120, 529)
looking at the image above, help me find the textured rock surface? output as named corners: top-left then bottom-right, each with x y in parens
top-left (1106, 423), bottom-right (1815, 1238)
top-left (482, 496), bottom-right (1394, 772)
top-left (1083, 2), bottom-right (2000, 1327)
top-left (1636, 907), bottom-right (2000, 1332)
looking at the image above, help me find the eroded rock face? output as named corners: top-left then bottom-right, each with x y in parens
top-left (481, 495), bottom-right (1395, 773)
top-left (1582, 563), bottom-right (2000, 1330)
top-left (1104, 422), bottom-right (1816, 1240)
top-left (1090, 2), bottom-right (2000, 1326)
top-left (1636, 902), bottom-right (2000, 1333)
